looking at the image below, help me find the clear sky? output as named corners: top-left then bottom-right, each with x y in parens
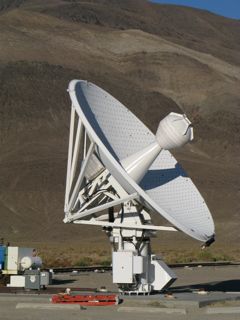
top-left (151, 0), bottom-right (240, 20)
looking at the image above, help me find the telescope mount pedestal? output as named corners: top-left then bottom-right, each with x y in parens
top-left (105, 203), bottom-right (177, 294)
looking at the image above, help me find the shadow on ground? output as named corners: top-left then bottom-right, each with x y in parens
top-left (172, 280), bottom-right (240, 293)
top-left (52, 279), bottom-right (76, 285)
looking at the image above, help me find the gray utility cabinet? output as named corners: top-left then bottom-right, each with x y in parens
top-left (24, 270), bottom-right (52, 289)
top-left (40, 271), bottom-right (52, 286)
top-left (24, 270), bottom-right (41, 290)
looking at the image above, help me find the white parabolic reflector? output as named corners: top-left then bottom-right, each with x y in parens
top-left (68, 80), bottom-right (215, 242)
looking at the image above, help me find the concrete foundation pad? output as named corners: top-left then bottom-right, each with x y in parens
top-left (16, 303), bottom-right (81, 310)
top-left (118, 306), bottom-right (186, 314)
top-left (2, 290), bottom-right (240, 311)
top-left (206, 307), bottom-right (240, 314)
top-left (0, 296), bottom-right (51, 302)
top-left (122, 292), bottom-right (240, 309)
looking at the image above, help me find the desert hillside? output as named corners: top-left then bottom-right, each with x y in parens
top-left (0, 0), bottom-right (239, 262)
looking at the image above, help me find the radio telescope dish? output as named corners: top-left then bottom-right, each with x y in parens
top-left (64, 80), bottom-right (215, 294)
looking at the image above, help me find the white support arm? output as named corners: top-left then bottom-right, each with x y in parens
top-left (66, 141), bottom-right (95, 212)
top-left (64, 193), bottom-right (138, 222)
top-left (69, 120), bottom-right (83, 188)
top-left (65, 105), bottom-right (76, 210)
top-left (74, 219), bottom-right (177, 232)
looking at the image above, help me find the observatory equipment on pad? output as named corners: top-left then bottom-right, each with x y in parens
top-left (64, 80), bottom-right (215, 294)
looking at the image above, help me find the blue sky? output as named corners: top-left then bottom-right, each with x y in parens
top-left (151, 0), bottom-right (240, 20)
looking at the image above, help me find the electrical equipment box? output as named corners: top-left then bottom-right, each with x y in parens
top-left (7, 275), bottom-right (25, 287)
top-left (3, 247), bottom-right (34, 274)
top-left (133, 255), bottom-right (144, 274)
top-left (40, 271), bottom-right (52, 286)
top-left (112, 251), bottom-right (133, 283)
top-left (0, 246), bottom-right (6, 270)
top-left (24, 270), bottom-right (41, 290)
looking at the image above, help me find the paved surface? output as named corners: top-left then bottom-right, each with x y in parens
top-left (1, 296), bottom-right (240, 320)
top-left (1, 265), bottom-right (240, 320)
top-left (51, 265), bottom-right (240, 292)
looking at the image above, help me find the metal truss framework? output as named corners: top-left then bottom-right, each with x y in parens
top-left (64, 103), bottom-right (176, 233)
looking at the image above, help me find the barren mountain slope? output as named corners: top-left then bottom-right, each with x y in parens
top-left (22, 0), bottom-right (240, 66)
top-left (0, 1), bottom-right (239, 258)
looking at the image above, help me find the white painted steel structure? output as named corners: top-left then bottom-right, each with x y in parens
top-left (64, 80), bottom-right (215, 294)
